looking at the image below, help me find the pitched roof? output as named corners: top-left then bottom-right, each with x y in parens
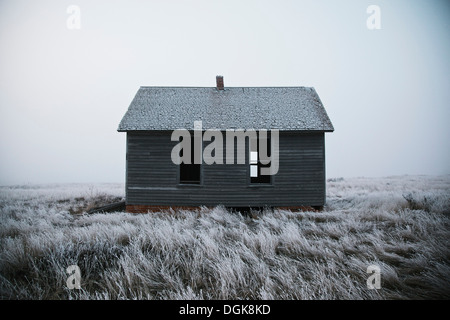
top-left (117, 86), bottom-right (334, 132)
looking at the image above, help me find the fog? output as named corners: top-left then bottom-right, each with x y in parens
top-left (0, 0), bottom-right (449, 185)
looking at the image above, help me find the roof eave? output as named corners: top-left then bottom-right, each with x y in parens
top-left (117, 128), bottom-right (334, 132)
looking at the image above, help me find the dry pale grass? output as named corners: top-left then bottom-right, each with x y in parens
top-left (0, 176), bottom-right (449, 299)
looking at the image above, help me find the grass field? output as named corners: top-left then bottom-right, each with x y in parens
top-left (0, 176), bottom-right (449, 299)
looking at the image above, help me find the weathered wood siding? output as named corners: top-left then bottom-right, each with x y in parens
top-left (126, 131), bottom-right (326, 207)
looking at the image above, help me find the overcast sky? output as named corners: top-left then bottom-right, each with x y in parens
top-left (0, 0), bottom-right (449, 185)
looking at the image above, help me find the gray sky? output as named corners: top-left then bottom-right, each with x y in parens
top-left (0, 0), bottom-right (449, 185)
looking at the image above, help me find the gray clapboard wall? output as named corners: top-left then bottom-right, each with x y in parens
top-left (125, 131), bottom-right (326, 207)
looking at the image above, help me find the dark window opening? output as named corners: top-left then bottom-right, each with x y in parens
top-left (250, 136), bottom-right (271, 184)
top-left (180, 136), bottom-right (201, 184)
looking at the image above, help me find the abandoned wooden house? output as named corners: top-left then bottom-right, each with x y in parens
top-left (118, 76), bottom-right (334, 212)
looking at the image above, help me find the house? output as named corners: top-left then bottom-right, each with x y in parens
top-left (118, 76), bottom-right (334, 212)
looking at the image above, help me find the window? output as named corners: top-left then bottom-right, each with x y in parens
top-left (180, 136), bottom-right (201, 184)
top-left (250, 136), bottom-right (271, 184)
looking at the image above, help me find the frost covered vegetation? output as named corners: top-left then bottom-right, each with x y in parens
top-left (0, 177), bottom-right (449, 300)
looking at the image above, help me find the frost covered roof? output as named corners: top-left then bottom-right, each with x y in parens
top-left (117, 87), bottom-right (334, 132)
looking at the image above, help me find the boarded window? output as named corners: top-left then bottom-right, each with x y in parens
top-left (180, 136), bottom-right (201, 184)
top-left (250, 136), bottom-right (271, 184)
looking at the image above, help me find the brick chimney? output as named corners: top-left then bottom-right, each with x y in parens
top-left (216, 75), bottom-right (224, 90)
